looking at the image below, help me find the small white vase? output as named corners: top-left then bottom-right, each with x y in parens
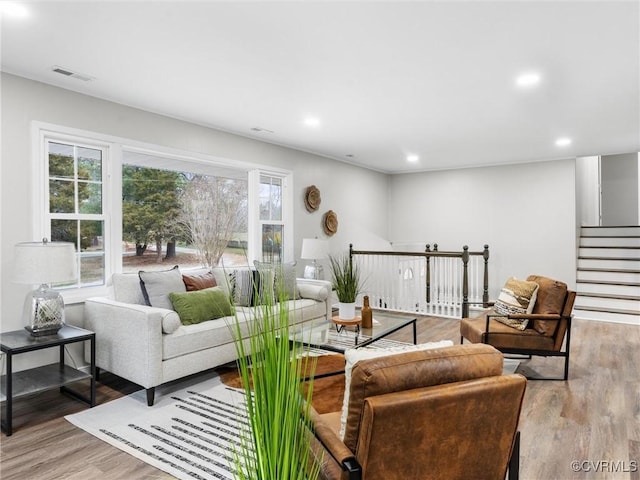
top-left (338, 302), bottom-right (356, 320)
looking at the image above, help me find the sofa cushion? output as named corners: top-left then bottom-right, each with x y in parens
top-left (169, 287), bottom-right (233, 325)
top-left (112, 273), bottom-right (147, 305)
top-left (254, 261), bottom-right (300, 301)
top-left (182, 271), bottom-right (217, 292)
top-left (527, 275), bottom-right (568, 336)
top-left (231, 268), bottom-right (260, 306)
top-left (494, 277), bottom-right (539, 330)
top-left (340, 340), bottom-right (454, 440)
top-left (139, 266), bottom-right (186, 310)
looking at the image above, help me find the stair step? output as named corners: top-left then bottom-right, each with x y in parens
top-left (581, 226), bottom-right (640, 237)
top-left (577, 269), bottom-right (640, 283)
top-left (574, 305), bottom-right (640, 316)
top-left (575, 295), bottom-right (639, 311)
top-left (577, 279), bottom-right (640, 287)
top-left (573, 307), bottom-right (640, 325)
top-left (578, 258), bottom-right (640, 270)
top-left (579, 247), bottom-right (640, 258)
top-left (577, 283), bottom-right (640, 297)
top-left (580, 236), bottom-right (640, 247)
top-left (576, 292), bottom-right (640, 301)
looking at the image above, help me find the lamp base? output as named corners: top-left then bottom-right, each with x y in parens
top-left (303, 263), bottom-right (324, 280)
top-left (25, 324), bottom-right (64, 337)
top-left (23, 284), bottom-right (65, 337)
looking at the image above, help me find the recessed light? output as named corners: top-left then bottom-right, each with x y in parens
top-left (555, 137), bottom-right (572, 147)
top-left (303, 117), bottom-right (320, 127)
top-left (407, 154), bottom-right (419, 163)
top-left (0, 2), bottom-right (28, 17)
top-left (516, 72), bottom-right (541, 87)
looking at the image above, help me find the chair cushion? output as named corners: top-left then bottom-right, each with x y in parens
top-left (460, 315), bottom-right (556, 351)
top-left (526, 275), bottom-right (568, 336)
top-left (493, 277), bottom-right (539, 330)
top-left (342, 343), bottom-right (503, 453)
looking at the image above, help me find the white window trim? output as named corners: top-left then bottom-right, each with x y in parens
top-left (248, 170), bottom-right (293, 265)
top-left (31, 121), bottom-right (294, 303)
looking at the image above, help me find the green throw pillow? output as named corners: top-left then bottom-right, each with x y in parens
top-left (169, 287), bottom-right (233, 325)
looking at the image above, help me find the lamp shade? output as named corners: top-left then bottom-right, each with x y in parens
top-left (300, 238), bottom-right (329, 260)
top-left (13, 240), bottom-right (77, 285)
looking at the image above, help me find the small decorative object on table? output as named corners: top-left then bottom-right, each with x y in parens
top-left (332, 315), bottom-right (362, 334)
top-left (329, 252), bottom-right (361, 320)
top-left (361, 295), bottom-right (373, 328)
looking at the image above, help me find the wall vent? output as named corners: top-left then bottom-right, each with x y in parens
top-left (51, 65), bottom-right (95, 82)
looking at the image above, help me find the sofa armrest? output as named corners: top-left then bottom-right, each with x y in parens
top-left (297, 278), bottom-right (332, 322)
top-left (83, 297), bottom-right (176, 389)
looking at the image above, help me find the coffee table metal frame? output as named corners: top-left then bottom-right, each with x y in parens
top-left (299, 310), bottom-right (418, 354)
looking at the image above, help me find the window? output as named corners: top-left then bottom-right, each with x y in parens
top-left (121, 151), bottom-right (249, 272)
top-left (35, 124), bottom-right (293, 301)
top-left (259, 175), bottom-right (284, 263)
top-left (45, 139), bottom-right (108, 289)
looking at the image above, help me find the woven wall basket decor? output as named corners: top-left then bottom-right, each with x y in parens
top-left (304, 185), bottom-right (321, 212)
top-left (323, 210), bottom-right (338, 236)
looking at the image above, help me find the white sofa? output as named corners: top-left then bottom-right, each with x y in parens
top-left (84, 268), bottom-right (332, 405)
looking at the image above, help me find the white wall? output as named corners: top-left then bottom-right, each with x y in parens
top-left (600, 152), bottom-right (639, 226)
top-left (388, 160), bottom-right (577, 300)
top-left (1, 73), bottom-right (389, 369)
top-left (576, 156), bottom-right (601, 226)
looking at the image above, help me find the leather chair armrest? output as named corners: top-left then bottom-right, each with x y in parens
top-left (308, 406), bottom-right (362, 480)
top-left (485, 313), bottom-right (561, 333)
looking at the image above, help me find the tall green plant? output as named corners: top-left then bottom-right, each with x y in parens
top-left (329, 254), bottom-right (361, 303)
top-left (230, 271), bottom-right (321, 480)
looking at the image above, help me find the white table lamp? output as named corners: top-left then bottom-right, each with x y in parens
top-left (300, 238), bottom-right (329, 280)
top-left (14, 239), bottom-right (77, 336)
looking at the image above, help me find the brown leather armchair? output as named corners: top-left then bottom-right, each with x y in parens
top-left (310, 344), bottom-right (526, 480)
top-left (460, 275), bottom-right (576, 380)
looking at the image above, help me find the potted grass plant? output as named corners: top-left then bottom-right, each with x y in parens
top-left (230, 267), bottom-right (321, 480)
top-left (329, 253), bottom-right (362, 320)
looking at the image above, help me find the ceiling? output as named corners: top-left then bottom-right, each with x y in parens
top-left (2, 1), bottom-right (639, 174)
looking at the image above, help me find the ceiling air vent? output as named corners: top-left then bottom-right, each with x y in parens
top-left (51, 65), bottom-right (95, 82)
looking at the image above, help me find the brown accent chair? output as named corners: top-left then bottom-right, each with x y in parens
top-left (310, 344), bottom-right (526, 480)
top-left (460, 275), bottom-right (576, 380)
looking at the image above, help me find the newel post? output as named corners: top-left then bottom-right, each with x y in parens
top-left (483, 244), bottom-right (490, 307)
top-left (425, 244), bottom-right (431, 303)
top-left (462, 245), bottom-right (469, 318)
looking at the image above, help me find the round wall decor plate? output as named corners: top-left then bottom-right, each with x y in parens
top-left (304, 185), bottom-right (321, 212)
top-left (323, 210), bottom-right (338, 236)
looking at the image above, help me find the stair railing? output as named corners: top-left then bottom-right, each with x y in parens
top-left (349, 243), bottom-right (489, 319)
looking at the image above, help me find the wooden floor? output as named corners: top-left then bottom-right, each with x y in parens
top-left (1, 316), bottom-right (639, 480)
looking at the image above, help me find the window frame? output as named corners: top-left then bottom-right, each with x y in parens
top-left (32, 122), bottom-right (294, 303)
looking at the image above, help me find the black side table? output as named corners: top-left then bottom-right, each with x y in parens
top-left (0, 325), bottom-right (96, 436)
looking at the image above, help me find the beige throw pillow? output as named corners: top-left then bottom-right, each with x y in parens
top-left (494, 277), bottom-right (539, 330)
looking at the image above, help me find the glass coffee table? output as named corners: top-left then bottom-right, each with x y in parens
top-left (294, 310), bottom-right (417, 354)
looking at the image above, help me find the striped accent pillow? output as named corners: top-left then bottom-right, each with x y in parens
top-left (494, 277), bottom-right (539, 330)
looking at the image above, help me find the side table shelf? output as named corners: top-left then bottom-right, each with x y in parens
top-left (1, 325), bottom-right (96, 436)
top-left (0, 363), bottom-right (92, 402)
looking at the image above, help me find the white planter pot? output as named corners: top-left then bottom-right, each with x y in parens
top-left (338, 302), bottom-right (357, 320)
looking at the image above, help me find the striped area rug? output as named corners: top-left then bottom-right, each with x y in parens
top-left (66, 375), bottom-right (249, 480)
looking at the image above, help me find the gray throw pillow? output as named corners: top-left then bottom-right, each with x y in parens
top-left (139, 266), bottom-right (186, 310)
top-left (254, 261), bottom-right (299, 301)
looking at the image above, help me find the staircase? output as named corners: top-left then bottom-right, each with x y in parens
top-left (574, 226), bottom-right (640, 324)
